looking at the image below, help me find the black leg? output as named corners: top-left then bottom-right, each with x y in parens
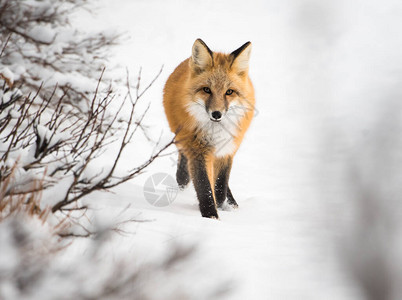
top-left (214, 157), bottom-right (238, 209)
top-left (215, 164), bottom-right (230, 208)
top-left (226, 186), bottom-right (238, 208)
top-left (176, 152), bottom-right (190, 189)
top-left (190, 156), bottom-right (219, 219)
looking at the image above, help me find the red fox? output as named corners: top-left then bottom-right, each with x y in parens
top-left (163, 39), bottom-right (255, 219)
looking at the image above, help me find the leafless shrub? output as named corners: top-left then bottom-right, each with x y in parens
top-left (0, 212), bottom-right (232, 300)
top-left (0, 161), bottom-right (50, 223)
top-left (0, 68), bottom-right (173, 220)
top-left (1, 158), bottom-right (233, 300)
top-left (0, 0), bottom-right (121, 104)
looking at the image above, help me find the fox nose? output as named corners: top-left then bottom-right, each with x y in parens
top-left (211, 111), bottom-right (222, 121)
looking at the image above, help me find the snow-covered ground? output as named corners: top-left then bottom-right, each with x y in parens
top-left (60, 0), bottom-right (402, 299)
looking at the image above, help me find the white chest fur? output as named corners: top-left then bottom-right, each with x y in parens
top-left (186, 99), bottom-right (248, 157)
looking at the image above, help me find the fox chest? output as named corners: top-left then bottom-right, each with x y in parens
top-left (186, 101), bottom-right (246, 157)
top-left (197, 121), bottom-right (237, 157)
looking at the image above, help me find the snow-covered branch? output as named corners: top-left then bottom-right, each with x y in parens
top-left (0, 69), bottom-right (173, 217)
top-left (0, 0), bottom-right (121, 104)
top-left (0, 212), bottom-right (226, 300)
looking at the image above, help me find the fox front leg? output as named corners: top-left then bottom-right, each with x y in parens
top-left (214, 157), bottom-right (238, 209)
top-left (189, 155), bottom-right (219, 219)
top-left (176, 152), bottom-right (190, 189)
top-left (214, 158), bottom-right (230, 208)
top-left (226, 186), bottom-right (239, 208)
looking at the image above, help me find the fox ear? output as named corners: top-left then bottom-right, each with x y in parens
top-left (231, 41), bottom-right (252, 74)
top-left (191, 39), bottom-right (213, 73)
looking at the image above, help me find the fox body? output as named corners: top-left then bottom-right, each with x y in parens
top-left (163, 39), bottom-right (255, 219)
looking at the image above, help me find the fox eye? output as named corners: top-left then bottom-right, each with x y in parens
top-left (226, 89), bottom-right (234, 95)
top-left (203, 87), bottom-right (211, 94)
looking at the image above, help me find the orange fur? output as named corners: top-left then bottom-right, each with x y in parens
top-left (163, 39), bottom-right (255, 218)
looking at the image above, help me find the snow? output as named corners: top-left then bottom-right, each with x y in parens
top-left (28, 25), bottom-right (55, 44)
top-left (67, 0), bottom-right (402, 298)
top-left (0, 67), bottom-right (14, 84)
top-left (2, 0), bottom-right (402, 299)
top-left (0, 91), bottom-right (14, 105)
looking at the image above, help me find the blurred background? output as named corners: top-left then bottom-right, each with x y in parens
top-left (1, 0), bottom-right (402, 299)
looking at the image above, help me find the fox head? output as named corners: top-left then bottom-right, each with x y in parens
top-left (187, 39), bottom-right (253, 125)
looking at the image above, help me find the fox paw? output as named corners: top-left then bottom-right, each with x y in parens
top-left (219, 201), bottom-right (239, 211)
top-left (178, 183), bottom-right (188, 191)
